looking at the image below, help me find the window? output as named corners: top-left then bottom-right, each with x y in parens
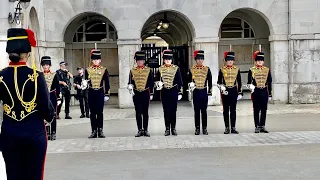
top-left (220, 18), bottom-right (255, 39)
top-left (73, 21), bottom-right (117, 42)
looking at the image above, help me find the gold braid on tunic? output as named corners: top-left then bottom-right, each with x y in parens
top-left (131, 66), bottom-right (150, 92)
top-left (250, 66), bottom-right (269, 88)
top-left (221, 65), bottom-right (239, 88)
top-left (191, 65), bottom-right (208, 89)
top-left (159, 65), bottom-right (178, 89)
top-left (44, 72), bottom-right (56, 92)
top-left (87, 66), bottom-right (107, 91)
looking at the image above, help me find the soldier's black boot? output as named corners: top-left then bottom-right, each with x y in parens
top-left (224, 127), bottom-right (230, 134)
top-left (98, 128), bottom-right (106, 138)
top-left (231, 127), bottom-right (239, 134)
top-left (195, 127), bottom-right (200, 135)
top-left (203, 128), bottom-right (208, 135)
top-left (260, 126), bottom-right (269, 133)
top-left (171, 128), bottom-right (177, 136)
top-left (144, 130), bottom-right (150, 137)
top-left (86, 112), bottom-right (90, 118)
top-left (135, 129), bottom-right (144, 137)
top-left (255, 127), bottom-right (260, 133)
top-left (88, 130), bottom-right (98, 138)
top-left (47, 133), bottom-right (51, 140)
top-left (65, 113), bottom-right (72, 119)
top-left (164, 128), bottom-right (170, 136)
top-left (80, 114), bottom-right (85, 118)
top-left (51, 132), bottom-right (56, 141)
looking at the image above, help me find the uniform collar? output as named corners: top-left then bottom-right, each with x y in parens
top-left (92, 65), bottom-right (101, 68)
top-left (9, 62), bottom-right (27, 67)
top-left (196, 64), bottom-right (204, 68)
top-left (164, 64), bottom-right (172, 67)
top-left (225, 65), bottom-right (234, 69)
top-left (137, 65), bottom-right (144, 69)
top-left (44, 70), bottom-right (51, 73)
top-left (256, 65), bottom-right (263, 68)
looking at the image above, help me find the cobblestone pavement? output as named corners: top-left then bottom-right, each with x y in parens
top-left (48, 131), bottom-right (320, 154)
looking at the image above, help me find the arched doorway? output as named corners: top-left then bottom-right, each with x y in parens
top-left (64, 12), bottom-right (118, 95)
top-left (28, 7), bottom-right (41, 69)
top-left (219, 9), bottom-right (270, 99)
top-left (141, 10), bottom-right (195, 100)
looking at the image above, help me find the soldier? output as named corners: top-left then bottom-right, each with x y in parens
top-left (85, 49), bottom-right (110, 138)
top-left (41, 56), bottom-right (62, 140)
top-left (247, 51), bottom-right (272, 133)
top-left (0, 28), bottom-right (55, 180)
top-left (155, 50), bottom-right (183, 136)
top-left (188, 50), bottom-right (212, 135)
top-left (127, 51), bottom-right (154, 137)
top-left (217, 51), bottom-right (243, 134)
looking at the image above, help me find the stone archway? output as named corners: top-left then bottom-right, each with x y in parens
top-left (218, 8), bottom-right (271, 99)
top-left (63, 12), bottom-right (119, 97)
top-left (28, 7), bottom-right (41, 69)
top-left (140, 10), bottom-right (195, 100)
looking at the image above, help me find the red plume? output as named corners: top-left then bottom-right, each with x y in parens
top-left (224, 51), bottom-right (229, 59)
top-left (194, 50), bottom-right (199, 58)
top-left (253, 51), bottom-right (259, 60)
top-left (25, 29), bottom-right (36, 47)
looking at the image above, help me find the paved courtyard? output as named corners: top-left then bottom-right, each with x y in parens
top-left (1, 100), bottom-right (320, 179)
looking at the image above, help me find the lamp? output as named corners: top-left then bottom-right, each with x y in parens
top-left (161, 19), bottom-right (170, 29)
top-left (8, 0), bottom-right (31, 25)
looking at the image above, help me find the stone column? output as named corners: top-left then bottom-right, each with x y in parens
top-left (194, 37), bottom-right (220, 105)
top-left (117, 39), bottom-right (141, 108)
top-left (269, 35), bottom-right (289, 103)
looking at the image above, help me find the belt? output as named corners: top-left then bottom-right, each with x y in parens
top-left (89, 86), bottom-right (103, 90)
top-left (164, 84), bottom-right (177, 89)
top-left (256, 86), bottom-right (267, 89)
top-left (226, 85), bottom-right (236, 88)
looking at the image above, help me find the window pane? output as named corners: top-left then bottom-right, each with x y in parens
top-left (73, 34), bottom-right (77, 42)
top-left (85, 33), bottom-right (107, 42)
top-left (109, 32), bottom-right (116, 41)
top-left (77, 25), bottom-right (83, 32)
top-left (251, 29), bottom-right (255, 38)
top-left (85, 22), bottom-right (106, 32)
top-left (244, 21), bottom-right (249, 28)
top-left (109, 25), bottom-right (115, 31)
top-left (221, 32), bottom-right (242, 38)
top-left (77, 33), bottom-right (84, 42)
top-left (244, 29), bottom-right (250, 38)
top-left (221, 18), bottom-right (242, 31)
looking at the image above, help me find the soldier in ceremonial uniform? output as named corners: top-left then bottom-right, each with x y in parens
top-left (0, 28), bottom-right (55, 180)
top-left (127, 51), bottom-right (154, 137)
top-left (217, 51), bottom-right (243, 134)
top-left (188, 50), bottom-right (212, 135)
top-left (155, 50), bottom-right (183, 136)
top-left (41, 56), bottom-right (61, 141)
top-left (247, 51), bottom-right (272, 133)
top-left (85, 49), bottom-right (110, 138)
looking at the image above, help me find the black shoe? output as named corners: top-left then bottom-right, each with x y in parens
top-left (47, 134), bottom-right (51, 140)
top-left (144, 130), bottom-right (150, 137)
top-left (195, 128), bottom-right (200, 135)
top-left (260, 127), bottom-right (269, 133)
top-left (88, 130), bottom-right (98, 138)
top-left (56, 115), bottom-right (60, 119)
top-left (51, 132), bottom-right (56, 141)
top-left (80, 114), bottom-right (85, 118)
top-left (164, 128), bottom-right (170, 136)
top-left (98, 128), bottom-right (106, 138)
top-left (135, 130), bottom-right (144, 137)
top-left (171, 128), bottom-right (177, 136)
top-left (65, 114), bottom-right (72, 119)
top-left (203, 128), bottom-right (208, 135)
top-left (231, 127), bottom-right (239, 134)
top-left (255, 127), bottom-right (260, 133)
top-left (86, 113), bottom-right (90, 118)
top-left (224, 127), bottom-right (230, 134)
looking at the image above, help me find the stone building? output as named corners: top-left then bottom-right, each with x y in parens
top-left (0, 0), bottom-right (319, 108)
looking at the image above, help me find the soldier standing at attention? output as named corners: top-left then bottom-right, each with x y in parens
top-left (187, 50), bottom-right (212, 135)
top-left (247, 51), bottom-right (272, 133)
top-left (127, 51), bottom-right (154, 137)
top-left (0, 28), bottom-right (55, 180)
top-left (217, 51), bottom-right (243, 134)
top-left (85, 49), bottom-right (110, 138)
top-left (41, 56), bottom-right (61, 141)
top-left (155, 50), bottom-right (183, 136)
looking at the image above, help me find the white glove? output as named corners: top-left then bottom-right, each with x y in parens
top-left (178, 94), bottom-right (182, 101)
top-left (188, 82), bottom-right (196, 91)
top-left (249, 84), bottom-right (255, 93)
top-left (155, 81), bottom-right (163, 90)
top-left (237, 95), bottom-right (243, 100)
top-left (268, 97), bottom-right (272, 101)
top-left (104, 96), bottom-right (110, 102)
top-left (127, 84), bottom-right (134, 90)
top-left (219, 85), bottom-right (226, 92)
top-left (150, 95), bottom-right (153, 100)
top-left (57, 99), bottom-right (62, 106)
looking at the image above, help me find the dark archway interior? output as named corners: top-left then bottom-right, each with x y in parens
top-left (64, 12), bottom-right (117, 43)
top-left (141, 11), bottom-right (194, 46)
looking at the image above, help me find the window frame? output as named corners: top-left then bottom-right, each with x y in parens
top-left (219, 18), bottom-right (256, 39)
